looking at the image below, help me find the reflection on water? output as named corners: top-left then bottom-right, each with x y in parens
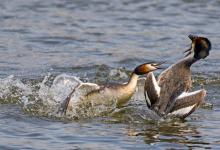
top-left (126, 121), bottom-right (206, 148)
top-left (0, 0), bottom-right (220, 149)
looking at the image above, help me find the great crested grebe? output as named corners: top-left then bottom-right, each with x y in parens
top-left (60, 62), bottom-right (162, 114)
top-left (144, 35), bottom-right (211, 119)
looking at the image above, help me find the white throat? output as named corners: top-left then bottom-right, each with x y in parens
top-left (127, 73), bottom-right (139, 89)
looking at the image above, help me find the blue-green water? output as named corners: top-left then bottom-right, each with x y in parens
top-left (0, 0), bottom-right (220, 149)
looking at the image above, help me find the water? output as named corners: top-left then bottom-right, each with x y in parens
top-left (0, 0), bottom-right (220, 149)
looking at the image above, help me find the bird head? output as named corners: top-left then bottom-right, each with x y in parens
top-left (184, 34), bottom-right (211, 59)
top-left (134, 62), bottom-right (163, 75)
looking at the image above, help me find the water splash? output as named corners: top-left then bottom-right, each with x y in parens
top-left (0, 75), bottom-right (32, 104)
top-left (0, 72), bottom-right (218, 121)
top-left (22, 74), bottom-right (82, 118)
top-left (21, 73), bottom-right (120, 119)
top-left (0, 73), bottom-right (131, 119)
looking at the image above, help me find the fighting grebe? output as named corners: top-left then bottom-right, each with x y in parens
top-left (144, 35), bottom-right (211, 119)
top-left (61, 62), bottom-right (161, 115)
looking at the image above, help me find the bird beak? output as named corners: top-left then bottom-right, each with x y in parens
top-left (151, 61), bottom-right (165, 69)
top-left (185, 34), bottom-right (198, 57)
top-left (184, 47), bottom-right (192, 57)
top-left (188, 34), bottom-right (197, 41)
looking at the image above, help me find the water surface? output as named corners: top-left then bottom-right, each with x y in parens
top-left (0, 0), bottom-right (220, 149)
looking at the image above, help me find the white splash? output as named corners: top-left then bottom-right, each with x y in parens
top-left (0, 75), bottom-right (32, 102)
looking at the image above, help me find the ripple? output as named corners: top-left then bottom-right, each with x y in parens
top-left (0, 0), bottom-right (220, 149)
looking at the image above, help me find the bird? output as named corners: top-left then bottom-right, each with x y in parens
top-left (60, 62), bottom-right (162, 115)
top-left (144, 35), bottom-right (211, 119)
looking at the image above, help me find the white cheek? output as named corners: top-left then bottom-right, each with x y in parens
top-left (199, 51), bottom-right (207, 58)
top-left (148, 65), bottom-right (156, 71)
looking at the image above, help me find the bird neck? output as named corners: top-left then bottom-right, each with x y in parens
top-left (126, 72), bottom-right (139, 91)
top-left (180, 55), bottom-right (198, 67)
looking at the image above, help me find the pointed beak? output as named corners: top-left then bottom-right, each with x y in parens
top-left (185, 34), bottom-right (198, 57)
top-left (184, 47), bottom-right (192, 57)
top-left (151, 61), bottom-right (165, 69)
top-left (188, 34), bottom-right (197, 41)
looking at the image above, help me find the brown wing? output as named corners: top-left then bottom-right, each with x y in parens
top-left (168, 89), bottom-right (206, 119)
top-left (154, 63), bottom-right (192, 115)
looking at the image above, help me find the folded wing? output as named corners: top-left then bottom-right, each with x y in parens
top-left (144, 72), bottom-right (160, 108)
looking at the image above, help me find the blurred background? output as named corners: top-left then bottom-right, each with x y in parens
top-left (0, 0), bottom-right (220, 149)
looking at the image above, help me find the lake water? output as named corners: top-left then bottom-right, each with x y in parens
top-left (0, 0), bottom-right (220, 149)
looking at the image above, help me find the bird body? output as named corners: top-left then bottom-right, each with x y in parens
top-left (61, 63), bottom-right (160, 115)
top-left (144, 35), bottom-right (211, 119)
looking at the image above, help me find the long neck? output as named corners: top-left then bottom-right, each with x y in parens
top-left (125, 72), bottom-right (139, 91)
top-left (178, 55), bottom-right (198, 67)
top-left (113, 72), bottom-right (139, 107)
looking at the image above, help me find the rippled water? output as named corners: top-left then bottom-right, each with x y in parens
top-left (0, 0), bottom-right (220, 149)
